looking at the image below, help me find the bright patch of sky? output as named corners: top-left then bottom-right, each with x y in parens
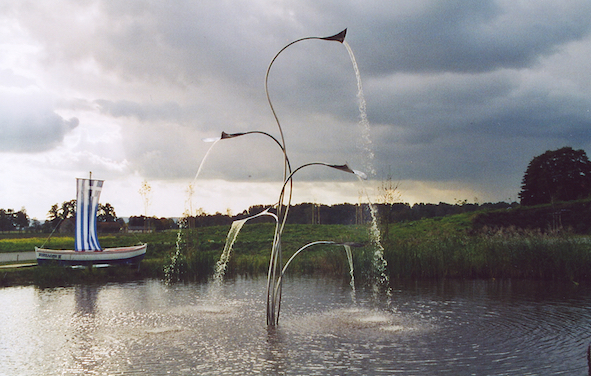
top-left (1, 0), bottom-right (590, 219)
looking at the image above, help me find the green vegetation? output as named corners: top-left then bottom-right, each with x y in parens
top-left (382, 212), bottom-right (591, 281)
top-left (2, 201), bottom-right (591, 287)
top-left (519, 147), bottom-right (591, 206)
top-left (0, 224), bottom-right (369, 287)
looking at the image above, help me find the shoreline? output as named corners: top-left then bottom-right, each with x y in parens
top-left (0, 251), bottom-right (36, 263)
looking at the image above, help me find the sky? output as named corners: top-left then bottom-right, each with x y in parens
top-left (1, 0), bottom-right (591, 220)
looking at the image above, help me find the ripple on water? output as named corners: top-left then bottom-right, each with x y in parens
top-left (281, 306), bottom-right (435, 337)
top-left (145, 326), bottom-right (183, 334)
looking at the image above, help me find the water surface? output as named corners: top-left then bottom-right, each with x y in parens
top-left (1, 277), bottom-right (589, 375)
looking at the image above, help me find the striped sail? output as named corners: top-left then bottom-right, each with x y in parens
top-left (75, 178), bottom-right (104, 251)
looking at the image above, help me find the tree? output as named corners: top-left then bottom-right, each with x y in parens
top-left (376, 170), bottom-right (402, 242)
top-left (60, 200), bottom-right (76, 219)
top-left (13, 208), bottom-right (29, 231)
top-left (98, 203), bottom-right (117, 222)
top-left (0, 208), bottom-right (30, 232)
top-left (47, 204), bottom-right (60, 221)
top-left (0, 209), bottom-right (14, 231)
top-left (519, 147), bottom-right (591, 206)
top-left (30, 218), bottom-right (42, 232)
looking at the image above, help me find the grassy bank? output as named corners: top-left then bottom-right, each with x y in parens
top-left (2, 211), bottom-right (591, 287)
top-left (0, 224), bottom-right (370, 287)
top-left (381, 213), bottom-right (591, 282)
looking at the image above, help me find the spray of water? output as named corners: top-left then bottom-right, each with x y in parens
top-left (355, 176), bottom-right (391, 298)
top-left (166, 139), bottom-right (222, 284)
top-left (164, 217), bottom-right (187, 285)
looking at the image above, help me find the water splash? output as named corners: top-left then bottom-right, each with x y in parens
top-left (356, 178), bottom-right (390, 298)
top-left (366, 195), bottom-right (390, 297)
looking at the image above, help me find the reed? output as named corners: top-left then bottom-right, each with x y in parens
top-left (3, 218), bottom-right (591, 286)
top-left (383, 224), bottom-right (591, 281)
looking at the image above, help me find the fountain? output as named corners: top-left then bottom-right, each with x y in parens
top-left (196, 29), bottom-right (387, 326)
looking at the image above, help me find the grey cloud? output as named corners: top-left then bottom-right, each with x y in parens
top-left (343, 0), bottom-right (591, 75)
top-left (0, 112), bottom-right (79, 153)
top-left (0, 72), bottom-right (73, 154)
top-left (95, 99), bottom-right (184, 122)
top-left (16, 1), bottom-right (591, 87)
top-left (6, 0), bottom-right (591, 202)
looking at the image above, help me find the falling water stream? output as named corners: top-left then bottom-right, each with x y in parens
top-left (165, 140), bottom-right (221, 284)
top-left (192, 139), bottom-right (220, 186)
top-left (212, 218), bottom-right (248, 286)
top-left (163, 218), bottom-right (186, 284)
top-left (345, 41), bottom-right (390, 296)
top-left (343, 244), bottom-right (356, 302)
top-left (344, 41), bottom-right (375, 178)
top-left (212, 208), bottom-right (278, 288)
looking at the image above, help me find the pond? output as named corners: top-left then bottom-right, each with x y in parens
top-left (1, 276), bottom-right (590, 375)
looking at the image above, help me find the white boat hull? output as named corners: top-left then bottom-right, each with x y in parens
top-left (35, 244), bottom-right (147, 266)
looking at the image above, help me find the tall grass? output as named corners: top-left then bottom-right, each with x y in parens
top-left (383, 224), bottom-right (591, 281)
top-left (3, 217), bottom-right (591, 286)
top-left (0, 236), bottom-right (75, 252)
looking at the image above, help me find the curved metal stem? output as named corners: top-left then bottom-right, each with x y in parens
top-left (272, 240), bottom-right (361, 321)
top-left (264, 29), bottom-right (347, 169)
top-left (261, 29), bottom-right (348, 326)
top-left (220, 131), bottom-right (292, 174)
top-left (272, 241), bottom-right (336, 311)
top-left (267, 161), bottom-right (360, 325)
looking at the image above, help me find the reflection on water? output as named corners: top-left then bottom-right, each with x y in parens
top-left (1, 277), bottom-right (591, 375)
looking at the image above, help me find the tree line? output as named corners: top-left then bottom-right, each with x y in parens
top-left (2, 146), bottom-right (590, 233)
top-left (0, 200), bottom-right (517, 233)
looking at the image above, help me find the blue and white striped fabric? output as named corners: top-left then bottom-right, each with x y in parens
top-left (75, 178), bottom-right (104, 252)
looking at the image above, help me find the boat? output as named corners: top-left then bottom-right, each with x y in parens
top-left (35, 177), bottom-right (147, 266)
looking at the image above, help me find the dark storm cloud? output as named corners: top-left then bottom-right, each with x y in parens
top-left (5, 0), bottom-right (591, 202)
top-left (340, 0), bottom-right (591, 75)
top-left (366, 69), bottom-right (591, 143)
